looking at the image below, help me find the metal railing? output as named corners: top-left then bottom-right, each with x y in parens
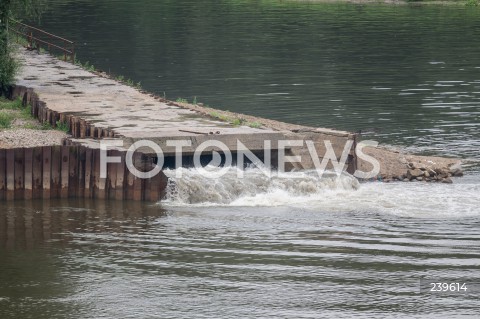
top-left (8, 19), bottom-right (75, 63)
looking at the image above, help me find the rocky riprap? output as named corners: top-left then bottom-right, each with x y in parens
top-left (387, 162), bottom-right (463, 183)
top-left (357, 146), bottom-right (463, 184)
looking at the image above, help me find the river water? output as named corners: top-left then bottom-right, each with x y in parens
top-left (2, 1), bottom-right (480, 318)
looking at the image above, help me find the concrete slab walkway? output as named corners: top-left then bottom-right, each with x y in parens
top-left (15, 49), bottom-right (281, 144)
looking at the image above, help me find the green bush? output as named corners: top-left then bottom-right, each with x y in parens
top-left (0, 46), bottom-right (18, 93)
top-left (1, 0), bottom-right (45, 91)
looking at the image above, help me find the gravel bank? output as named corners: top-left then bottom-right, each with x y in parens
top-left (0, 128), bottom-right (68, 149)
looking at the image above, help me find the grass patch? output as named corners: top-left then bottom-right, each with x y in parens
top-left (176, 97), bottom-right (188, 103)
top-left (114, 74), bottom-right (142, 90)
top-left (38, 120), bottom-right (69, 132)
top-left (0, 112), bottom-right (15, 129)
top-left (14, 36), bottom-right (30, 48)
top-left (55, 121), bottom-right (70, 132)
top-left (23, 122), bottom-right (40, 130)
top-left (72, 56), bottom-right (96, 72)
top-left (41, 122), bottom-right (52, 130)
top-left (0, 97), bottom-right (23, 110)
top-left (80, 61), bottom-right (96, 72)
top-left (208, 110), bottom-right (263, 128)
top-left (0, 97), bottom-right (32, 129)
top-left (0, 97), bottom-right (68, 132)
top-left (247, 121), bottom-right (262, 128)
top-left (18, 105), bottom-right (33, 120)
top-left (231, 118), bottom-right (242, 126)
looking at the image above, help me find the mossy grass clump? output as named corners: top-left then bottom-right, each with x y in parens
top-left (176, 97), bottom-right (188, 103)
top-left (208, 110), bottom-right (263, 128)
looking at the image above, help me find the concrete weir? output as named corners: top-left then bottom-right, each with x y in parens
top-left (1, 49), bottom-right (359, 201)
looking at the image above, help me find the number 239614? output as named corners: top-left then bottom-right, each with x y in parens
top-left (430, 283), bottom-right (467, 292)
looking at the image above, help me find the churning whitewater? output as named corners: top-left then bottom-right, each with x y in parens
top-left (162, 167), bottom-right (480, 218)
top-left (163, 167), bottom-right (360, 206)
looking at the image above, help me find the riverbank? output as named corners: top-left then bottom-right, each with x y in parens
top-left (0, 97), bottom-right (68, 148)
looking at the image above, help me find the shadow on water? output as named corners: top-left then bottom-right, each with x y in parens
top-left (0, 199), bottom-right (168, 250)
top-left (0, 200), bottom-right (168, 319)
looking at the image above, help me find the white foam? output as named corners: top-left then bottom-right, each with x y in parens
top-left (161, 167), bottom-right (480, 218)
top-left (304, 180), bottom-right (480, 218)
top-left (162, 167), bottom-right (359, 207)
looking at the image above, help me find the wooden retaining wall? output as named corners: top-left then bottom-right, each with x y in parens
top-left (8, 85), bottom-right (117, 139)
top-left (0, 146), bottom-right (168, 202)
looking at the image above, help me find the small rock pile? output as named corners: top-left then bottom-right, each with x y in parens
top-left (391, 162), bottom-right (463, 184)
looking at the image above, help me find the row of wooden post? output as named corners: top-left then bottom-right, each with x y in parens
top-left (10, 85), bottom-right (116, 139)
top-left (0, 146), bottom-right (168, 201)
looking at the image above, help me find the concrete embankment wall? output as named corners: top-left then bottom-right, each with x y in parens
top-left (2, 80), bottom-right (358, 202)
top-left (0, 146), bottom-right (167, 202)
top-left (1, 84), bottom-right (165, 202)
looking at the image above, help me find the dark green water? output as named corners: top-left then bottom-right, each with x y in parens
top-left (2, 1), bottom-right (480, 318)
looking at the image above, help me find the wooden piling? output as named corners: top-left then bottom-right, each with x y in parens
top-left (42, 146), bottom-right (52, 199)
top-left (7, 149), bottom-right (16, 200)
top-left (61, 146), bottom-right (70, 198)
top-left (115, 151), bottom-right (126, 201)
top-left (145, 158), bottom-right (158, 202)
top-left (92, 149), bottom-right (104, 199)
top-left (32, 147), bottom-right (43, 199)
top-left (51, 146), bottom-right (61, 199)
top-left (0, 149), bottom-right (6, 200)
top-left (84, 148), bottom-right (93, 199)
top-left (24, 148), bottom-right (33, 200)
top-left (80, 119), bottom-right (86, 138)
top-left (97, 152), bottom-right (107, 200)
top-left (77, 146), bottom-right (86, 198)
top-left (0, 144), bottom-right (167, 202)
top-left (68, 146), bottom-right (78, 198)
top-left (107, 150), bottom-right (118, 200)
top-left (14, 148), bottom-right (25, 200)
top-left (133, 153), bottom-right (144, 201)
top-left (125, 154), bottom-right (135, 201)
